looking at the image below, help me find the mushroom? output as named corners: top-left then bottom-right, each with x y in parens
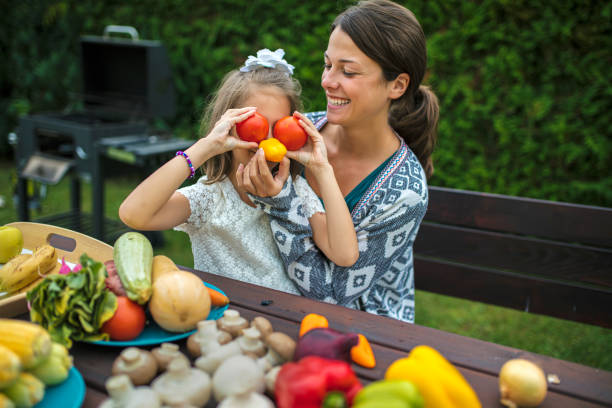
top-left (251, 317), bottom-right (273, 340)
top-left (212, 355), bottom-right (265, 402)
top-left (237, 327), bottom-right (266, 358)
top-left (217, 391), bottom-right (275, 408)
top-left (151, 357), bottom-right (211, 407)
top-left (100, 374), bottom-right (161, 408)
top-left (112, 347), bottom-right (158, 386)
top-left (264, 366), bottom-right (281, 397)
top-left (151, 342), bottom-right (188, 371)
top-left (187, 320), bottom-right (232, 358)
top-left (256, 332), bottom-right (296, 373)
top-left (194, 339), bottom-right (242, 375)
top-left (217, 309), bottom-right (249, 338)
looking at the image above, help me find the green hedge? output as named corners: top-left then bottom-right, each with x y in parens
top-left (3, 0), bottom-right (610, 206)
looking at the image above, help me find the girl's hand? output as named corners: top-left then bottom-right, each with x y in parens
top-left (285, 112), bottom-right (329, 172)
top-left (206, 107), bottom-right (259, 155)
top-left (236, 149), bottom-right (290, 197)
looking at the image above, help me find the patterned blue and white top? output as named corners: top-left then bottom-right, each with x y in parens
top-left (250, 111), bottom-right (429, 323)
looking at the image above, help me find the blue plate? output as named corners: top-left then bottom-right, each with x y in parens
top-left (36, 367), bottom-right (85, 408)
top-left (90, 281), bottom-right (229, 347)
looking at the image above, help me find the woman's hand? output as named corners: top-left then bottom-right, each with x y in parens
top-left (285, 112), bottom-right (330, 174)
top-left (236, 150), bottom-right (290, 197)
top-left (206, 107), bottom-right (259, 155)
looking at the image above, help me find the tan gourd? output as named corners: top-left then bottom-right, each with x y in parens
top-left (149, 270), bottom-right (211, 332)
top-left (151, 255), bottom-right (179, 283)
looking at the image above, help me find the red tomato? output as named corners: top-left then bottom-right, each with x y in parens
top-left (273, 116), bottom-right (307, 151)
top-left (236, 112), bottom-right (269, 143)
top-left (101, 296), bottom-right (146, 341)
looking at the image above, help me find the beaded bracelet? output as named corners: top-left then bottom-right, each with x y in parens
top-left (175, 151), bottom-right (195, 179)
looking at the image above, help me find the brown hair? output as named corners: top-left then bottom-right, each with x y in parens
top-left (331, 0), bottom-right (439, 178)
top-left (199, 67), bottom-right (303, 183)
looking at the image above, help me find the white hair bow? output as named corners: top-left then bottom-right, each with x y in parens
top-left (240, 48), bottom-right (294, 75)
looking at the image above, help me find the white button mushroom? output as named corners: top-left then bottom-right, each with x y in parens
top-left (111, 347), bottom-right (158, 386)
top-left (217, 391), bottom-right (275, 408)
top-left (151, 357), bottom-right (211, 407)
top-left (212, 355), bottom-right (265, 402)
top-left (256, 332), bottom-right (296, 373)
top-left (217, 309), bottom-right (249, 338)
top-left (187, 320), bottom-right (232, 358)
top-left (100, 374), bottom-right (161, 408)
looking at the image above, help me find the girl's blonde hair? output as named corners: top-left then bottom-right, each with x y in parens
top-left (199, 67), bottom-right (303, 184)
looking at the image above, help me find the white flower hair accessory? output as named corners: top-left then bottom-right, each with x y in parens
top-left (240, 48), bottom-right (295, 75)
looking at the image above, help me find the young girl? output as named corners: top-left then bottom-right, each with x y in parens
top-left (118, 49), bottom-right (358, 294)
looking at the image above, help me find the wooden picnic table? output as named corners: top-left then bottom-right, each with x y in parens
top-left (53, 268), bottom-right (612, 407)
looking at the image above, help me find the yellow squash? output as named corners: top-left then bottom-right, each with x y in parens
top-left (149, 270), bottom-right (211, 332)
top-left (151, 255), bottom-right (179, 283)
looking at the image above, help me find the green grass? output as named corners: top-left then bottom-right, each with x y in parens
top-left (1, 161), bottom-right (610, 371)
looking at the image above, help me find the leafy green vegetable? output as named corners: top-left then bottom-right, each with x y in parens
top-left (27, 253), bottom-right (117, 348)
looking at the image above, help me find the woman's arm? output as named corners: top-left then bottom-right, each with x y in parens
top-left (248, 143), bottom-right (428, 308)
top-left (250, 170), bottom-right (427, 306)
top-left (119, 107), bottom-right (258, 231)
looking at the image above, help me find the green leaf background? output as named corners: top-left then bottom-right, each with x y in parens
top-left (2, 0), bottom-right (610, 206)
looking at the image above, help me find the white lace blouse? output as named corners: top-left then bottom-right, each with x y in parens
top-left (174, 175), bottom-right (323, 295)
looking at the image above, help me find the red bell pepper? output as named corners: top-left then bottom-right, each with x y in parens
top-left (275, 356), bottom-right (363, 408)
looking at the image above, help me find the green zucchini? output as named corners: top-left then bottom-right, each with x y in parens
top-left (113, 232), bottom-right (153, 305)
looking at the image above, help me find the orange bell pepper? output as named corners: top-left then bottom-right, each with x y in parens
top-left (350, 333), bottom-right (376, 368)
top-left (259, 138), bottom-right (287, 162)
top-left (299, 313), bottom-right (329, 337)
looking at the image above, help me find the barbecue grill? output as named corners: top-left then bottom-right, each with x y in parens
top-left (14, 26), bottom-right (191, 244)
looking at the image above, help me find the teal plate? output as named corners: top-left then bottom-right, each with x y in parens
top-left (90, 281), bottom-right (229, 347)
top-left (36, 367), bottom-right (85, 408)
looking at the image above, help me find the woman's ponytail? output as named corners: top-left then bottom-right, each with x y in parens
top-left (389, 84), bottom-right (439, 179)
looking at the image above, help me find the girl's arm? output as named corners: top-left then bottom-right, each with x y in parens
top-left (119, 107), bottom-right (258, 231)
top-left (303, 162), bottom-right (359, 266)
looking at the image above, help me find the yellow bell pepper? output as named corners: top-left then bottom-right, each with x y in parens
top-left (385, 345), bottom-right (481, 408)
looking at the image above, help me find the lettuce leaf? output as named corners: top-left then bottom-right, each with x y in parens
top-left (27, 253), bottom-right (117, 348)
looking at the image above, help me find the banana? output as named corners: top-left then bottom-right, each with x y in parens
top-left (0, 245), bottom-right (57, 294)
top-left (0, 254), bottom-right (32, 293)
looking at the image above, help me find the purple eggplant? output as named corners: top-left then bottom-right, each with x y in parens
top-left (294, 327), bottom-right (359, 362)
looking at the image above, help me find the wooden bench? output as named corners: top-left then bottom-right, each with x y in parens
top-left (413, 186), bottom-right (612, 328)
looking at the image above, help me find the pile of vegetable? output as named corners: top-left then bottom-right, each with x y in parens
top-left (105, 232), bottom-right (228, 339)
top-left (100, 309), bottom-right (297, 407)
top-left (96, 304), bottom-right (553, 408)
top-left (26, 231), bottom-right (229, 346)
top-left (0, 319), bottom-right (73, 408)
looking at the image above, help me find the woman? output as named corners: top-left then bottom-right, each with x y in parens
top-left (237, 0), bottom-right (439, 322)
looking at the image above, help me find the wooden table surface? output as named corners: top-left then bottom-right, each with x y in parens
top-left (51, 268), bottom-right (612, 407)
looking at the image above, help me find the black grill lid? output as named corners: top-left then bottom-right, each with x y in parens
top-left (80, 26), bottom-right (176, 120)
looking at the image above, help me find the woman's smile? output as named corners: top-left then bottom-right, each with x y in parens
top-left (327, 96), bottom-right (351, 108)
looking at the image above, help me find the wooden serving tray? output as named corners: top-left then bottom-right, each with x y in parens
top-left (0, 222), bottom-right (113, 318)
